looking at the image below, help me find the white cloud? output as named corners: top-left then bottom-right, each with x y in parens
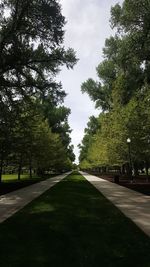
top-left (59, 0), bottom-right (123, 163)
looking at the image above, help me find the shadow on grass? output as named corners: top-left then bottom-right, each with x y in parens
top-left (0, 180), bottom-right (40, 195)
top-left (0, 173), bottom-right (150, 267)
top-left (0, 174), bottom-right (57, 196)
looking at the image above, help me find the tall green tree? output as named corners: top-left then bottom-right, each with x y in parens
top-left (80, 0), bottom-right (150, 175)
top-left (79, 116), bottom-right (100, 163)
top-left (0, 0), bottom-right (77, 106)
top-left (0, 0), bottom-right (77, 180)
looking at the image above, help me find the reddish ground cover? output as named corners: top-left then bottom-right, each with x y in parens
top-left (92, 173), bottom-right (150, 196)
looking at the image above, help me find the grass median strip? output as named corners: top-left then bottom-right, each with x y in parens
top-left (0, 171), bottom-right (150, 267)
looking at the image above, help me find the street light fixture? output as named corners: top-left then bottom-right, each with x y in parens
top-left (127, 138), bottom-right (133, 182)
top-left (127, 138), bottom-right (131, 144)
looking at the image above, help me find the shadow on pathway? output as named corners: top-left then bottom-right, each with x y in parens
top-left (81, 172), bottom-right (150, 237)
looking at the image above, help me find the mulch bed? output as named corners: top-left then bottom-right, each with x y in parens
top-left (91, 173), bottom-right (150, 196)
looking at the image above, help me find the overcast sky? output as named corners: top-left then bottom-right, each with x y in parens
top-left (59, 0), bottom-right (122, 163)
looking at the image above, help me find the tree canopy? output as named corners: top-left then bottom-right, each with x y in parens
top-left (0, 0), bottom-right (77, 181)
top-left (79, 0), bottom-right (150, 175)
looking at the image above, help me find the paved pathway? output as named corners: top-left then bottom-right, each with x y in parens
top-left (0, 172), bottom-right (70, 223)
top-left (81, 172), bottom-right (150, 237)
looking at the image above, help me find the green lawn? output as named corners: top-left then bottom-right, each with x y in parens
top-left (0, 172), bottom-right (150, 267)
top-left (2, 174), bottom-right (36, 181)
top-left (2, 173), bottom-right (57, 182)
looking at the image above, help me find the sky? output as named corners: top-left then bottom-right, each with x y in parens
top-left (59, 0), bottom-right (123, 163)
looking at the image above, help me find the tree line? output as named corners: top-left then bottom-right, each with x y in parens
top-left (79, 0), bottom-right (150, 176)
top-left (0, 0), bottom-right (77, 181)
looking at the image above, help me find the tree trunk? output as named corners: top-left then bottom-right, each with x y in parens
top-left (126, 163), bottom-right (130, 177)
top-left (29, 155), bottom-right (32, 179)
top-left (145, 161), bottom-right (149, 181)
top-left (18, 154), bottom-right (22, 181)
top-left (133, 163), bottom-right (139, 177)
top-left (121, 164), bottom-right (125, 175)
top-left (146, 166), bottom-right (148, 177)
top-left (0, 156), bottom-right (3, 183)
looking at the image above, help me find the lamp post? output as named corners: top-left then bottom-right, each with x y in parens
top-left (127, 138), bottom-right (133, 182)
top-left (146, 138), bottom-right (150, 180)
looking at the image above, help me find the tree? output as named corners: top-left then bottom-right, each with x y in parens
top-left (78, 116), bottom-right (100, 164)
top-left (80, 0), bottom-right (150, 175)
top-left (0, 0), bottom-right (77, 180)
top-left (0, 0), bottom-right (77, 107)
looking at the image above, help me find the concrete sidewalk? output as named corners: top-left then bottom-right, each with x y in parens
top-left (81, 172), bottom-right (150, 237)
top-left (0, 172), bottom-right (70, 223)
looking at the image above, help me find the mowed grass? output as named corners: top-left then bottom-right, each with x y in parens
top-left (0, 173), bottom-right (58, 196)
top-left (0, 172), bottom-right (150, 267)
top-left (2, 174), bottom-right (39, 181)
